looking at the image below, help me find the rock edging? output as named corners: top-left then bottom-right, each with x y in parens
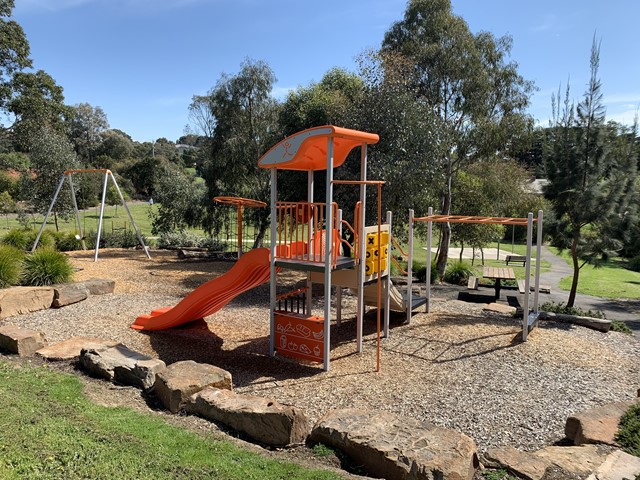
top-left (1, 327), bottom-right (639, 479)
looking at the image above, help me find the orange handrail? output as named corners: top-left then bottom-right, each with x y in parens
top-left (392, 235), bottom-right (408, 257)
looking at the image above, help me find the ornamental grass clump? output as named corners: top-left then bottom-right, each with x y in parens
top-left (21, 248), bottom-right (73, 286)
top-left (0, 245), bottom-right (24, 288)
top-left (616, 402), bottom-right (640, 458)
top-left (444, 260), bottom-right (475, 285)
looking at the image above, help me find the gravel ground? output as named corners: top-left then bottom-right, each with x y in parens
top-left (3, 249), bottom-right (639, 454)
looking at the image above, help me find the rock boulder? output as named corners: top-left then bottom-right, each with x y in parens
top-left (565, 400), bottom-right (638, 446)
top-left (154, 360), bottom-right (232, 413)
top-left (310, 408), bottom-right (478, 480)
top-left (0, 324), bottom-right (47, 356)
top-left (79, 344), bottom-right (166, 390)
top-left (0, 286), bottom-right (54, 318)
top-left (187, 387), bottom-right (309, 447)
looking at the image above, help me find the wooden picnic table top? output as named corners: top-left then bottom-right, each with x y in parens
top-left (483, 266), bottom-right (516, 280)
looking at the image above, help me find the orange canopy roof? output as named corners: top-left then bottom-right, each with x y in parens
top-left (258, 125), bottom-right (379, 171)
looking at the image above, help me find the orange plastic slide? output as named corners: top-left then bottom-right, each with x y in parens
top-left (131, 247), bottom-right (272, 331)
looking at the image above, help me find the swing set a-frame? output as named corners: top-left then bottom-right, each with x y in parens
top-left (31, 169), bottom-right (150, 262)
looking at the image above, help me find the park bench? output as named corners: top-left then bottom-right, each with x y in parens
top-left (517, 279), bottom-right (551, 294)
top-left (505, 254), bottom-right (527, 266)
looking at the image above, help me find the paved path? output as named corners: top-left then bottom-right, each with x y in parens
top-left (536, 246), bottom-right (640, 338)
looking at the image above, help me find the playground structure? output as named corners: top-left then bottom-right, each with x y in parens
top-left (213, 196), bottom-right (267, 259)
top-left (405, 208), bottom-right (544, 341)
top-left (32, 169), bottom-right (150, 262)
top-left (258, 125), bottom-right (428, 371)
top-left (132, 125), bottom-right (544, 372)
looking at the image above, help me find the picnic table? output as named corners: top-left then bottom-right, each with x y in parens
top-left (483, 266), bottom-right (516, 300)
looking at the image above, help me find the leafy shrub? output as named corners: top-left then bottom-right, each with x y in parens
top-left (85, 230), bottom-right (143, 249)
top-left (616, 402), bottom-right (640, 457)
top-left (2, 228), bottom-right (29, 250)
top-left (610, 319), bottom-right (633, 335)
top-left (628, 255), bottom-right (640, 272)
top-left (158, 231), bottom-right (226, 251)
top-left (540, 301), bottom-right (606, 319)
top-left (54, 232), bottom-right (84, 252)
top-left (443, 260), bottom-right (475, 285)
top-left (25, 229), bottom-right (56, 251)
top-left (158, 231), bottom-right (202, 249)
top-left (21, 249), bottom-right (73, 286)
top-left (0, 245), bottom-right (24, 287)
top-left (198, 237), bottom-right (227, 251)
top-left (2, 228), bottom-right (56, 251)
top-left (413, 260), bottom-right (439, 283)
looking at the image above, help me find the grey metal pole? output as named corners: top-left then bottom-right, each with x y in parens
top-left (94, 170), bottom-right (109, 262)
top-left (322, 137), bottom-right (335, 372)
top-left (32, 174), bottom-right (66, 252)
top-left (522, 212), bottom-right (533, 341)
top-left (109, 172), bottom-right (150, 259)
top-left (336, 208), bottom-right (343, 326)
top-left (67, 174), bottom-right (87, 250)
top-left (407, 209), bottom-right (414, 324)
top-left (356, 143), bottom-right (367, 353)
top-left (384, 210), bottom-right (392, 338)
top-left (533, 210), bottom-right (544, 315)
top-left (269, 168), bottom-right (277, 357)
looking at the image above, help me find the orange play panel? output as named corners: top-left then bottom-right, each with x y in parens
top-left (274, 312), bottom-right (324, 363)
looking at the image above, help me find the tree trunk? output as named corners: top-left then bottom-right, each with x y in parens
top-left (253, 217), bottom-right (269, 249)
top-left (54, 212), bottom-right (59, 232)
top-left (459, 241), bottom-right (464, 262)
top-left (567, 234), bottom-right (580, 308)
top-left (436, 170), bottom-right (453, 277)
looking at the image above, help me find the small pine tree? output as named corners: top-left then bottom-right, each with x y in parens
top-left (544, 37), bottom-right (638, 307)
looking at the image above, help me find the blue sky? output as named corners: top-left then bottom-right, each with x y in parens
top-left (14, 0), bottom-right (640, 143)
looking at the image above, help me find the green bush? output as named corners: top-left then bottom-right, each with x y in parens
top-left (25, 229), bottom-right (56, 250)
top-left (2, 228), bottom-right (56, 251)
top-left (628, 255), bottom-right (640, 272)
top-left (0, 245), bottom-right (24, 287)
top-left (158, 231), bottom-right (226, 250)
top-left (21, 249), bottom-right (73, 286)
top-left (2, 228), bottom-right (29, 250)
top-left (540, 301), bottom-right (606, 319)
top-left (616, 403), bottom-right (640, 457)
top-left (54, 231), bottom-right (84, 252)
top-left (85, 230), bottom-right (143, 249)
top-left (610, 319), bottom-right (633, 335)
top-left (413, 260), bottom-right (439, 283)
top-left (443, 260), bottom-right (475, 285)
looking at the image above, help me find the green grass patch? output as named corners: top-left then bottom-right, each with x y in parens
top-left (551, 248), bottom-right (640, 299)
top-left (0, 361), bottom-right (342, 480)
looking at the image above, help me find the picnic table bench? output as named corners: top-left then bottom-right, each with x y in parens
top-left (505, 254), bottom-right (527, 266)
top-left (483, 266), bottom-right (516, 300)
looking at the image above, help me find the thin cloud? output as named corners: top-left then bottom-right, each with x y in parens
top-left (16, 0), bottom-right (209, 14)
top-left (531, 14), bottom-right (557, 33)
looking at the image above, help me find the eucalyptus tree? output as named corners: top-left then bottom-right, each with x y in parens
top-left (544, 39), bottom-right (638, 307)
top-left (68, 102), bottom-right (109, 164)
top-left (23, 127), bottom-right (79, 229)
top-left (381, 0), bottom-right (534, 276)
top-left (198, 59), bottom-right (280, 244)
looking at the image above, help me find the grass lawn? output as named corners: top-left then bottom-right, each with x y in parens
top-left (0, 203), bottom-right (211, 240)
top-left (0, 361), bottom-right (341, 480)
top-left (0, 202), bottom-right (159, 237)
top-left (551, 248), bottom-right (640, 299)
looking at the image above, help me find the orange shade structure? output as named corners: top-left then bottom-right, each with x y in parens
top-left (258, 125), bottom-right (379, 171)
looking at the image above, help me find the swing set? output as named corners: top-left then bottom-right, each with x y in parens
top-left (31, 169), bottom-right (150, 262)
